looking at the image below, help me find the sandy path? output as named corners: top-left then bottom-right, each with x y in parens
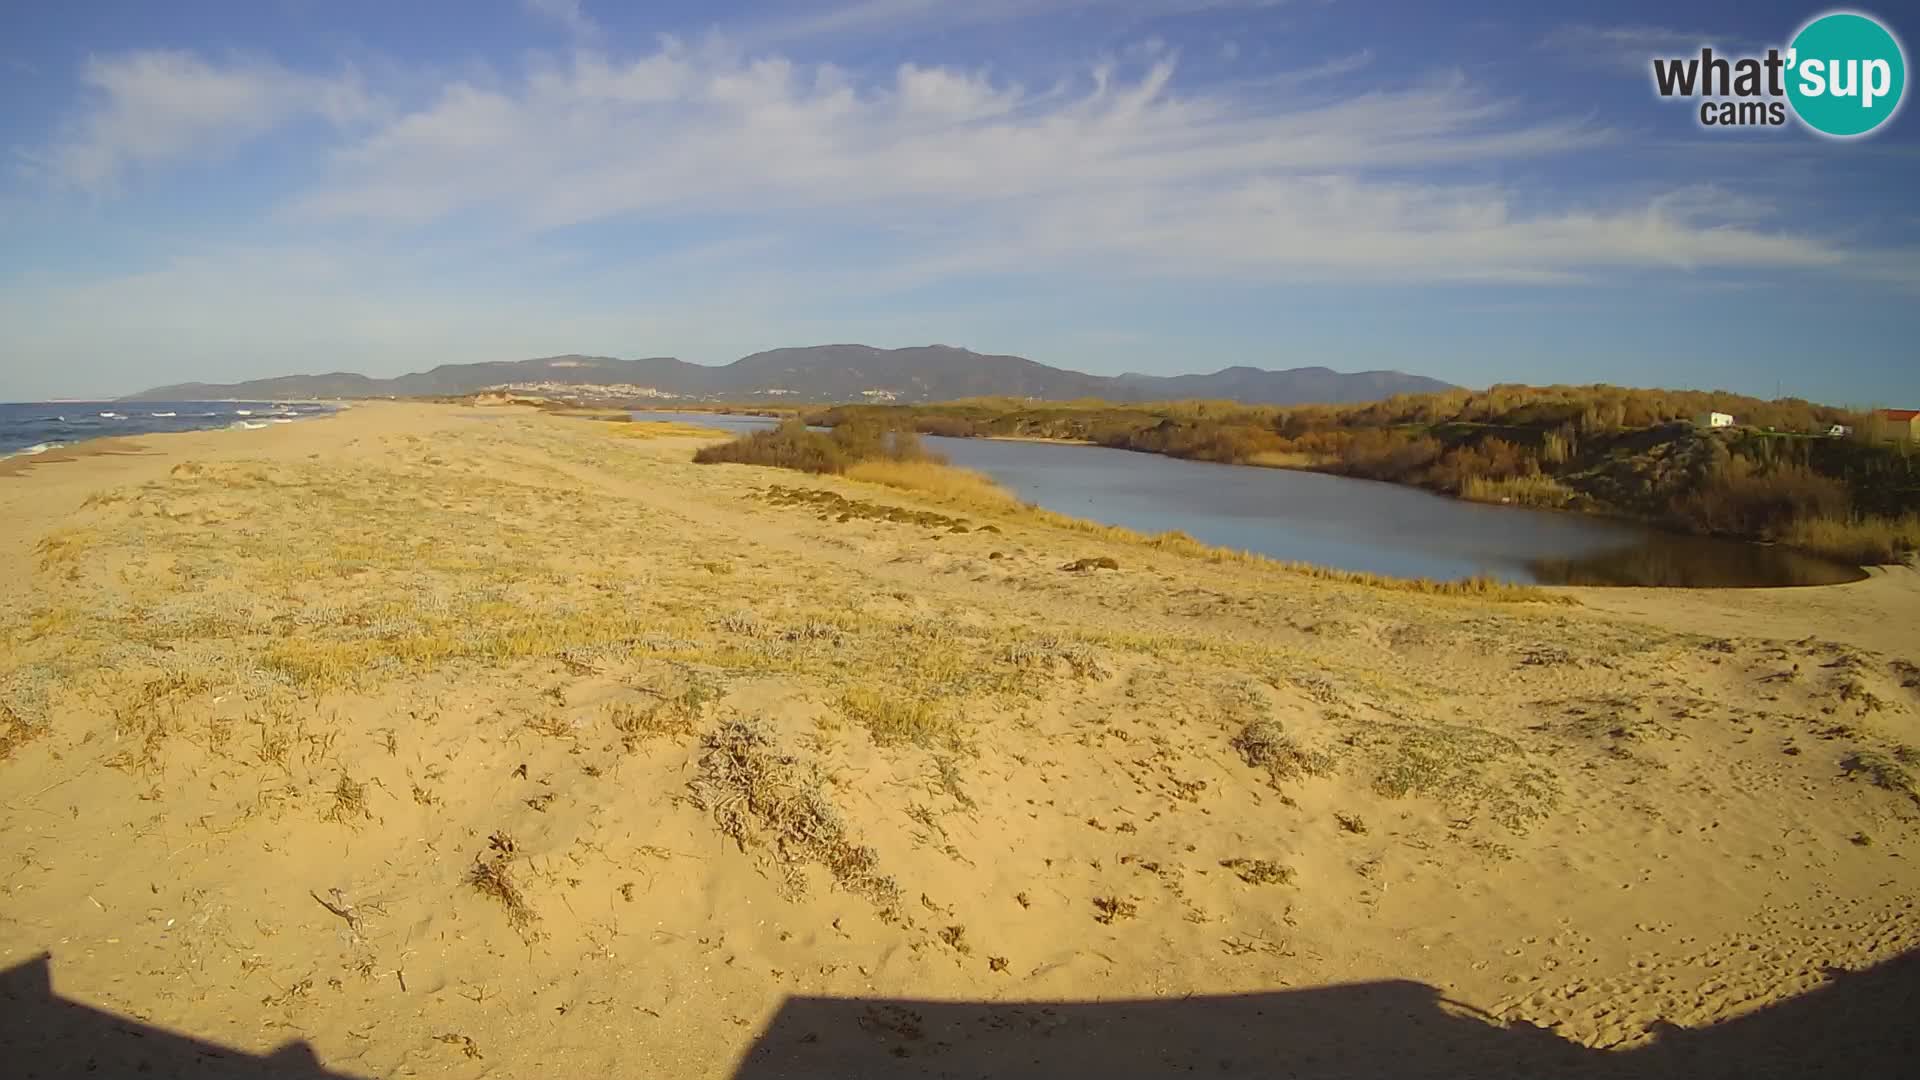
top-left (2, 402), bottom-right (1916, 1078)
top-left (1564, 566), bottom-right (1920, 658)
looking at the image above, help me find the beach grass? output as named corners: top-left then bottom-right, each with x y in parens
top-left (603, 420), bottom-right (733, 440)
top-left (1781, 513), bottom-right (1920, 567)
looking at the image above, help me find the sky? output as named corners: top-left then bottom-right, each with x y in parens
top-left (1, 0), bottom-right (1917, 403)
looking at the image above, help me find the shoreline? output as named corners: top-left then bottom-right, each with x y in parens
top-left (0, 404), bottom-right (340, 475)
top-left (416, 402), bottom-right (1886, 587)
top-left (925, 429), bottom-right (1884, 575)
top-left (614, 412), bottom-right (1883, 593)
top-left (0, 436), bottom-right (158, 477)
top-left (640, 410), bottom-right (1885, 587)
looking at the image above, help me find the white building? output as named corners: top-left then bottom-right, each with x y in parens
top-left (1828, 424), bottom-right (1854, 437)
top-left (1694, 411), bottom-right (1735, 429)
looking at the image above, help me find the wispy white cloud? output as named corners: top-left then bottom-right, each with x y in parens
top-left (1227, 48), bottom-right (1374, 89)
top-left (293, 47), bottom-right (1595, 225)
top-left (736, 0), bottom-right (1291, 46)
top-left (268, 41), bottom-right (1876, 286)
top-left (19, 50), bottom-right (374, 191)
top-left (1541, 24), bottom-right (1762, 73)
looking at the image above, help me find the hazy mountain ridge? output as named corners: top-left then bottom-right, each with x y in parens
top-left (126, 345), bottom-right (1457, 405)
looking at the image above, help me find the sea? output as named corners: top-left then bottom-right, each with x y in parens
top-left (0, 401), bottom-right (338, 458)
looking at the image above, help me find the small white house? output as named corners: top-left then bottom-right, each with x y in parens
top-left (1828, 424), bottom-right (1854, 437)
top-left (1694, 411), bottom-right (1735, 429)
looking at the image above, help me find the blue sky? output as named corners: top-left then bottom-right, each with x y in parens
top-left (1, 0), bottom-right (1916, 403)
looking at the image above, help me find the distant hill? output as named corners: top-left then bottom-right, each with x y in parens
top-left (1111, 365), bottom-right (1455, 405)
top-left (125, 345), bottom-right (1457, 406)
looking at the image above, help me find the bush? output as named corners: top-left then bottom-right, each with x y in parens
top-left (1781, 513), bottom-right (1920, 565)
top-left (1429, 438), bottom-right (1539, 493)
top-left (1672, 458), bottom-right (1851, 539)
top-left (1333, 431), bottom-right (1443, 481)
top-left (694, 419), bottom-right (943, 474)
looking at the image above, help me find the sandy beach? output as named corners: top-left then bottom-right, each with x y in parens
top-left (2, 401), bottom-right (1916, 1078)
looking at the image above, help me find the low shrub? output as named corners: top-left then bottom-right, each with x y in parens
top-left (1781, 513), bottom-right (1920, 566)
top-left (694, 419), bottom-right (941, 474)
top-left (1672, 458), bottom-right (1851, 540)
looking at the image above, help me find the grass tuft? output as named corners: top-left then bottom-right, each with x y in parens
top-left (609, 700), bottom-right (691, 749)
top-left (323, 773), bottom-right (371, 824)
top-left (1220, 858), bottom-right (1296, 886)
top-left (0, 701), bottom-right (46, 763)
top-left (1231, 718), bottom-right (1331, 784)
top-left (838, 687), bottom-right (964, 751)
top-left (1001, 636), bottom-right (1113, 681)
top-left (1092, 896), bottom-right (1139, 924)
top-left (466, 833), bottom-right (539, 940)
top-left (690, 719), bottom-right (900, 915)
top-left (1363, 721), bottom-right (1560, 833)
top-left (1841, 750), bottom-right (1916, 795)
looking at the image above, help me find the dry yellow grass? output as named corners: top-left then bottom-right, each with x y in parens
top-left (1782, 513), bottom-right (1920, 566)
top-left (0, 702), bottom-right (44, 762)
top-left (843, 459), bottom-right (1018, 508)
top-left (837, 685), bottom-right (965, 750)
top-left (1461, 475), bottom-right (1576, 509)
top-left (605, 420), bottom-right (732, 440)
top-left (540, 406), bottom-right (632, 418)
top-left (1246, 450), bottom-right (1323, 469)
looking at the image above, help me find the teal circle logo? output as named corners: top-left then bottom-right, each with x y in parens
top-left (1787, 11), bottom-right (1906, 137)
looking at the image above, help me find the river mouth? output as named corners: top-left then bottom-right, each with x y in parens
top-left (635, 411), bottom-right (1867, 589)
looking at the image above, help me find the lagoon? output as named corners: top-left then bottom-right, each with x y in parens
top-left (634, 411), bottom-right (1864, 587)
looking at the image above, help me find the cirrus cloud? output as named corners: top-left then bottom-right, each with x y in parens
top-left (269, 41), bottom-right (1868, 286)
top-left (22, 50), bottom-right (375, 192)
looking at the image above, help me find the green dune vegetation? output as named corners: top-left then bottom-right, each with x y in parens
top-left (791, 387), bottom-right (1920, 566)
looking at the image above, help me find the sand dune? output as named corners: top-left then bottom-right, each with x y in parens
top-left (2, 402), bottom-right (1915, 1078)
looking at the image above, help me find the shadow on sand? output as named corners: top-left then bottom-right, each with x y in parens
top-left (0, 953), bottom-right (364, 1079)
top-left (4, 947), bottom-right (1917, 1078)
top-left (731, 949), bottom-right (1920, 1080)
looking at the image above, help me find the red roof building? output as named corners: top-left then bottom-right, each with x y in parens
top-left (1873, 409), bottom-right (1920, 440)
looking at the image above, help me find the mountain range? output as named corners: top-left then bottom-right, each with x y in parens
top-left (125, 345), bottom-right (1457, 406)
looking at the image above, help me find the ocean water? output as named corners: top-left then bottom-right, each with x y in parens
top-left (0, 401), bottom-right (337, 457)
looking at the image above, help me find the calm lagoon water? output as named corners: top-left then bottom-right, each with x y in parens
top-left (632, 411), bottom-right (1863, 588)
